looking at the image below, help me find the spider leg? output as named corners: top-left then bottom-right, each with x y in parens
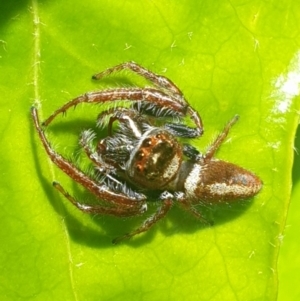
top-left (182, 144), bottom-right (201, 161)
top-left (92, 61), bottom-right (184, 98)
top-left (205, 115), bottom-right (239, 160)
top-left (42, 88), bottom-right (190, 127)
top-left (80, 129), bottom-right (130, 178)
top-left (97, 106), bottom-right (203, 143)
top-left (128, 99), bottom-right (203, 138)
top-left (97, 107), bottom-right (144, 137)
top-left (164, 122), bottom-right (203, 138)
top-left (79, 129), bottom-right (116, 171)
top-left (42, 62), bottom-right (203, 135)
top-left (175, 193), bottom-right (212, 225)
top-left (31, 106), bottom-right (146, 209)
top-left (53, 182), bottom-right (147, 217)
top-left (112, 192), bottom-right (174, 244)
top-left (92, 62), bottom-right (203, 134)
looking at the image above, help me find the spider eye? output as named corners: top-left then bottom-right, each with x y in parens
top-left (136, 150), bottom-right (145, 160)
top-left (142, 138), bottom-right (152, 147)
top-left (135, 164), bottom-right (142, 172)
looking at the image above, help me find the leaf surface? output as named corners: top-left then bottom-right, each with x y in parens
top-left (0, 1), bottom-right (299, 300)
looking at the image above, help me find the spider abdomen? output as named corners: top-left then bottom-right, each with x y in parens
top-left (183, 160), bottom-right (262, 202)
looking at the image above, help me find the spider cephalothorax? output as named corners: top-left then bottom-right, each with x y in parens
top-left (31, 62), bottom-right (262, 243)
top-left (93, 109), bottom-right (184, 190)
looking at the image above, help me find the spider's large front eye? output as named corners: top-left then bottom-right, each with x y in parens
top-left (136, 150), bottom-right (145, 160)
top-left (127, 130), bottom-right (183, 189)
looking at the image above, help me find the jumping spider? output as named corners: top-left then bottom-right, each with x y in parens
top-left (31, 61), bottom-right (262, 244)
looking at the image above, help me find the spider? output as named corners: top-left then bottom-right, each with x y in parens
top-left (31, 61), bottom-right (262, 244)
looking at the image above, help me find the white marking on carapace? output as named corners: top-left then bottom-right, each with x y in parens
top-left (184, 164), bottom-right (203, 198)
top-left (150, 152), bottom-right (159, 164)
top-left (163, 154), bottom-right (180, 180)
top-left (122, 115), bottom-right (142, 138)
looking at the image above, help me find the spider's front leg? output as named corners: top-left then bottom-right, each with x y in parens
top-left (79, 129), bottom-right (117, 171)
top-left (79, 128), bottom-right (132, 183)
top-left (42, 62), bottom-right (204, 137)
top-left (53, 181), bottom-right (147, 217)
top-left (164, 122), bottom-right (204, 138)
top-left (31, 107), bottom-right (146, 209)
top-left (42, 88), bottom-right (189, 127)
top-left (92, 61), bottom-right (184, 98)
top-left (96, 107), bottom-right (145, 138)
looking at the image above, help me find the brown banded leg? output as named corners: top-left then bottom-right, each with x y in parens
top-left (42, 88), bottom-right (188, 127)
top-left (79, 129), bottom-right (117, 171)
top-left (97, 107), bottom-right (144, 137)
top-left (178, 197), bottom-right (212, 225)
top-left (92, 61), bottom-right (203, 134)
top-left (92, 61), bottom-right (184, 97)
top-left (31, 106), bottom-right (146, 207)
top-left (112, 196), bottom-right (173, 244)
top-left (53, 182), bottom-right (147, 217)
top-left (205, 115), bottom-right (239, 159)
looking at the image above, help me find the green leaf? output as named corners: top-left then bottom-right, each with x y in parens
top-left (278, 129), bottom-right (300, 301)
top-left (1, 1), bottom-right (299, 300)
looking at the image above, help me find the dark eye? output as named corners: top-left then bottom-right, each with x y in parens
top-left (135, 164), bottom-right (142, 172)
top-left (142, 138), bottom-right (152, 147)
top-left (136, 150), bottom-right (145, 160)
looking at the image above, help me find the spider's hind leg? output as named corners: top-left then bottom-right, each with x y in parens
top-left (112, 192), bottom-right (174, 244)
top-left (31, 106), bottom-right (146, 208)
